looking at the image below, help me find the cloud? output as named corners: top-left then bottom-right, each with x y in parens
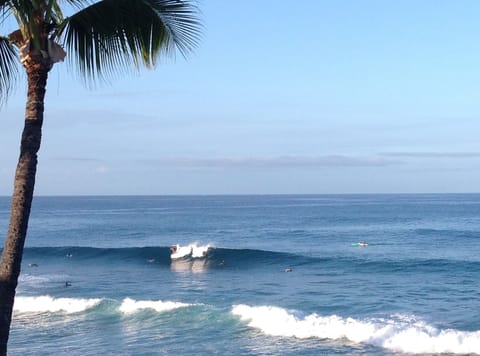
top-left (150, 155), bottom-right (401, 169)
top-left (381, 152), bottom-right (480, 158)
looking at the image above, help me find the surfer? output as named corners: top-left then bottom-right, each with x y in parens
top-left (65, 281), bottom-right (72, 287)
top-left (28, 263), bottom-right (39, 267)
top-left (170, 245), bottom-right (178, 253)
top-left (285, 267), bottom-right (293, 272)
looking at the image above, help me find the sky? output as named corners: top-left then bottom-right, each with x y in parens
top-left (1, 0), bottom-right (480, 195)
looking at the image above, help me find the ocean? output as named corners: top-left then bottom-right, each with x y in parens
top-left (0, 194), bottom-right (479, 355)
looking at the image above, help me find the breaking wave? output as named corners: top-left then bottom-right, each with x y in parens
top-left (23, 245), bottom-right (480, 275)
top-left (119, 297), bottom-right (193, 314)
top-left (13, 295), bottom-right (195, 316)
top-left (22, 245), bottom-right (303, 268)
top-left (232, 304), bottom-right (480, 355)
top-left (14, 296), bottom-right (102, 314)
top-left (13, 295), bottom-right (480, 354)
top-left (170, 243), bottom-right (211, 259)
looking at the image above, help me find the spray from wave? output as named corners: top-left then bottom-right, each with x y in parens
top-left (232, 304), bottom-right (480, 355)
top-left (170, 243), bottom-right (211, 259)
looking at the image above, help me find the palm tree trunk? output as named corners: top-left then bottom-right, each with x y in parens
top-left (0, 58), bottom-right (49, 356)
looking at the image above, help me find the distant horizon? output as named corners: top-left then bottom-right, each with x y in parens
top-left (1, 192), bottom-right (480, 198)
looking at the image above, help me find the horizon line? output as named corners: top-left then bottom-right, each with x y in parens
top-left (1, 192), bottom-right (480, 198)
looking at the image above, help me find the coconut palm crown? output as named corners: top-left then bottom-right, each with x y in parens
top-left (0, 1), bottom-right (200, 354)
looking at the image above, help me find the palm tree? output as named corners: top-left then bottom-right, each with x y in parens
top-left (0, 0), bottom-right (200, 353)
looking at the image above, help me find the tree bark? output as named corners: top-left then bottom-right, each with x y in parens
top-left (0, 58), bottom-right (49, 356)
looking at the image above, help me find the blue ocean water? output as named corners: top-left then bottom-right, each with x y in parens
top-left (1, 194), bottom-right (480, 355)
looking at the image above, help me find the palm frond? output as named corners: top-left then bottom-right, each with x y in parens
top-left (0, 1), bottom-right (12, 26)
top-left (7, 0), bottom-right (37, 43)
top-left (0, 36), bottom-right (20, 105)
top-left (59, 0), bottom-right (92, 6)
top-left (55, 0), bottom-right (92, 13)
top-left (0, 0), bottom-right (8, 12)
top-left (59, 0), bottom-right (201, 83)
top-left (147, 0), bottom-right (202, 57)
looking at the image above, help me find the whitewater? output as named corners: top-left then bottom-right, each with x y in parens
top-left (1, 194), bottom-right (479, 355)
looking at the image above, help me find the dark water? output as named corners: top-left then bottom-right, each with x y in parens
top-left (1, 194), bottom-right (479, 355)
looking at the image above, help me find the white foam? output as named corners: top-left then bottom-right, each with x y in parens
top-left (232, 304), bottom-right (480, 355)
top-left (119, 297), bottom-right (192, 314)
top-left (170, 243), bottom-right (210, 259)
top-left (192, 244), bottom-right (210, 258)
top-left (14, 296), bottom-right (102, 314)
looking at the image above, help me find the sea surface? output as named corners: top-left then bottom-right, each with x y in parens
top-left (0, 194), bottom-right (480, 355)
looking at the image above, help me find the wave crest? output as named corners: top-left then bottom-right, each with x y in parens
top-left (119, 297), bottom-right (192, 314)
top-left (14, 296), bottom-right (102, 314)
top-left (232, 304), bottom-right (480, 355)
top-left (170, 243), bottom-right (210, 259)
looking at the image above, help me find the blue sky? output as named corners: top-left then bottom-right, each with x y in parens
top-left (1, 0), bottom-right (480, 195)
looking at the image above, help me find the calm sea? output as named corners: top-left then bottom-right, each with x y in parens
top-left (0, 194), bottom-right (479, 355)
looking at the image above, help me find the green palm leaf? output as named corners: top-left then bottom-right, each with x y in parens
top-left (59, 0), bottom-right (201, 83)
top-left (0, 1), bottom-right (8, 20)
top-left (0, 36), bottom-right (19, 104)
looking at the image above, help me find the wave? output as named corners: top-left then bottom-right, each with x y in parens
top-left (232, 304), bottom-right (480, 355)
top-left (22, 245), bottom-right (303, 268)
top-left (14, 296), bottom-right (103, 314)
top-left (13, 295), bottom-right (480, 354)
top-left (23, 246), bottom-right (172, 265)
top-left (119, 297), bottom-right (193, 314)
top-left (21, 246), bottom-right (480, 273)
top-left (13, 296), bottom-right (193, 316)
top-left (14, 295), bottom-right (480, 354)
top-left (170, 243), bottom-right (210, 259)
